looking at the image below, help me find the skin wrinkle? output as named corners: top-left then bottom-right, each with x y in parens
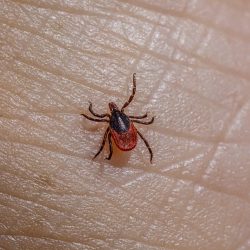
top-left (11, 56), bottom-right (125, 99)
top-left (2, 22), bottom-right (120, 98)
top-left (3, 14), bottom-right (248, 110)
top-left (0, 235), bottom-right (95, 249)
top-left (149, 32), bottom-right (250, 84)
top-left (149, 188), bottom-right (208, 249)
top-left (159, 150), bottom-right (207, 171)
top-left (96, 5), bottom-right (161, 28)
top-left (3, 154), bottom-right (172, 220)
top-left (11, 0), bottom-right (163, 30)
top-left (2, 23), bottom-right (145, 106)
top-left (0, 235), bottom-right (100, 249)
top-left (2, 154), bottom-right (250, 247)
top-left (0, 77), bottom-right (73, 114)
top-left (0, 0), bottom-right (249, 250)
top-left (199, 98), bottom-right (247, 184)
top-left (1, 154), bottom-right (171, 222)
top-left (8, 1), bottom-right (151, 62)
top-left (121, 0), bottom-right (250, 44)
top-left (10, 0), bottom-right (109, 18)
top-left (0, 202), bottom-right (19, 216)
top-left (1, 188), bottom-right (117, 235)
top-left (0, 122), bottom-right (249, 204)
top-left (5, 42), bottom-right (232, 123)
top-left (13, 0), bottom-right (250, 46)
top-left (0, 119), bottom-right (75, 154)
top-left (0, 138), bottom-right (86, 161)
top-left (135, 181), bottom-right (181, 248)
top-left (94, 11), bottom-right (250, 86)
top-left (124, 17), bottom-right (161, 107)
top-left (4, 10), bottom-right (140, 62)
top-left (1, 168), bottom-right (157, 226)
top-left (112, 238), bottom-right (167, 250)
top-left (0, 125), bottom-right (214, 166)
top-left (7, 66), bottom-right (101, 111)
top-left (120, 165), bottom-right (250, 206)
top-left (0, 83), bottom-right (34, 109)
top-left (4, 137), bottom-right (250, 209)
top-left (2, 75), bottom-right (230, 146)
top-left (72, 14), bottom-right (250, 91)
top-left (111, 236), bottom-right (173, 250)
top-left (2, 135), bottom-right (250, 233)
top-left (108, 178), bottom-right (173, 246)
top-left (1, 18), bottom-right (117, 61)
top-left (0, 199), bottom-right (113, 248)
top-left (3, 139), bottom-right (249, 234)
top-left (8, 1), bottom-right (250, 87)
top-left (6, 114), bottom-right (83, 146)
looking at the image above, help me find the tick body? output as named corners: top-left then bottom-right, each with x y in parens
top-left (81, 73), bottom-right (154, 163)
top-left (109, 105), bottom-right (137, 151)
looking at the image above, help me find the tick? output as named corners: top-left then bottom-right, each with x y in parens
top-left (81, 73), bottom-right (154, 163)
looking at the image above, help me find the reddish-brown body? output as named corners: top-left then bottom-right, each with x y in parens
top-left (111, 123), bottom-right (137, 151)
top-left (81, 73), bottom-right (154, 163)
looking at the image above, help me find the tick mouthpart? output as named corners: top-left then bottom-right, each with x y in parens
top-left (109, 102), bottom-right (119, 112)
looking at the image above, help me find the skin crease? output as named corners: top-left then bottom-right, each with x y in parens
top-left (1, 0), bottom-right (250, 249)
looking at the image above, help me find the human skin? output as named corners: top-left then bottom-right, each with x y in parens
top-left (1, 0), bottom-right (250, 249)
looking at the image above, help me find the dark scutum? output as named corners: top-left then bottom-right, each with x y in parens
top-left (110, 111), bottom-right (130, 133)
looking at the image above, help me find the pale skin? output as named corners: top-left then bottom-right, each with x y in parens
top-left (1, 0), bottom-right (250, 249)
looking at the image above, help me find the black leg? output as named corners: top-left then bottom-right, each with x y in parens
top-left (81, 113), bottom-right (109, 122)
top-left (129, 113), bottom-right (148, 119)
top-left (131, 116), bottom-right (154, 125)
top-left (105, 132), bottom-right (113, 160)
top-left (93, 127), bottom-right (110, 159)
top-left (137, 130), bottom-right (153, 163)
top-left (121, 73), bottom-right (136, 112)
top-left (88, 102), bottom-right (110, 118)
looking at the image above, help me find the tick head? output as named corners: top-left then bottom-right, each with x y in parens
top-left (109, 102), bottom-right (119, 112)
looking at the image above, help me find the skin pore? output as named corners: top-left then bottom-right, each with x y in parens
top-left (1, 0), bottom-right (250, 249)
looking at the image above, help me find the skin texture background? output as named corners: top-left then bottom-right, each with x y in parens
top-left (1, 0), bottom-right (250, 249)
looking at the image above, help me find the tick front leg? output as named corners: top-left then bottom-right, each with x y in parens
top-left (81, 113), bottom-right (109, 122)
top-left (121, 73), bottom-right (136, 112)
top-left (88, 102), bottom-right (110, 118)
top-left (105, 132), bottom-right (113, 160)
top-left (137, 130), bottom-right (153, 163)
top-left (131, 116), bottom-right (154, 125)
top-left (93, 127), bottom-right (110, 159)
top-left (129, 113), bottom-right (148, 119)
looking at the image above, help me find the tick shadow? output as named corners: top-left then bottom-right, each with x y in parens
top-left (96, 144), bottom-right (131, 173)
top-left (108, 146), bottom-right (131, 168)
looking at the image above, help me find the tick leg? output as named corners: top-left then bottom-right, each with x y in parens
top-left (131, 116), bottom-right (154, 125)
top-left (105, 132), bottom-right (113, 160)
top-left (93, 127), bottom-right (110, 159)
top-left (89, 102), bottom-right (110, 118)
top-left (121, 73), bottom-right (136, 112)
top-left (81, 113), bottom-right (109, 122)
top-left (137, 130), bottom-right (153, 163)
top-left (129, 113), bottom-right (148, 119)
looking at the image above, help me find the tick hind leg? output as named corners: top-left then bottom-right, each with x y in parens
top-left (105, 132), bottom-right (113, 160)
top-left (131, 116), bottom-right (155, 125)
top-left (137, 130), bottom-right (153, 163)
top-left (81, 113), bottom-right (109, 122)
top-left (121, 73), bottom-right (136, 112)
top-left (129, 113), bottom-right (148, 119)
top-left (93, 127), bottom-right (110, 159)
top-left (88, 102), bottom-right (110, 118)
